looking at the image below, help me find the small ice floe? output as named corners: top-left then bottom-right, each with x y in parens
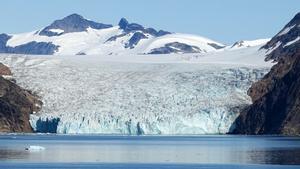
top-left (25, 145), bottom-right (46, 151)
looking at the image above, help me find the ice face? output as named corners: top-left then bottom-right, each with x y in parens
top-left (0, 53), bottom-right (270, 135)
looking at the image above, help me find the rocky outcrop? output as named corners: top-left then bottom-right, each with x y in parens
top-left (118, 17), bottom-right (171, 37)
top-left (0, 64), bottom-right (41, 132)
top-left (125, 32), bottom-right (148, 49)
top-left (0, 63), bottom-right (12, 76)
top-left (232, 12), bottom-right (300, 135)
top-left (148, 42), bottom-right (203, 54)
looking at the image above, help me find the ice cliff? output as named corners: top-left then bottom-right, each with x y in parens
top-left (0, 47), bottom-right (271, 134)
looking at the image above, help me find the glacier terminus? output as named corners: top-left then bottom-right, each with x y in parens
top-left (0, 45), bottom-right (272, 135)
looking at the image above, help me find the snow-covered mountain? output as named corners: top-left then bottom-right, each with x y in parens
top-left (0, 14), bottom-right (226, 55)
top-left (229, 39), bottom-right (270, 50)
top-left (262, 12), bottom-right (300, 61)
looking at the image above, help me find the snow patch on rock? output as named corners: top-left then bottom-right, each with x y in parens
top-left (49, 29), bottom-right (64, 34)
top-left (284, 36), bottom-right (300, 47)
top-left (277, 24), bottom-right (296, 36)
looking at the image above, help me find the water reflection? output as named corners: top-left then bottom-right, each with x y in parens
top-left (0, 149), bottom-right (28, 161)
top-left (0, 135), bottom-right (299, 165)
top-left (248, 149), bottom-right (300, 165)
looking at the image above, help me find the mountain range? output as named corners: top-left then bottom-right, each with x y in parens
top-left (0, 13), bottom-right (269, 55)
top-left (0, 12), bottom-right (299, 135)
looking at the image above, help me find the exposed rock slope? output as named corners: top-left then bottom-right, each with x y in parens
top-left (0, 63), bottom-right (41, 132)
top-left (232, 13), bottom-right (300, 135)
top-left (0, 63), bottom-right (12, 76)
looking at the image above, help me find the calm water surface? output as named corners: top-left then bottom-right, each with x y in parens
top-left (0, 135), bottom-right (299, 169)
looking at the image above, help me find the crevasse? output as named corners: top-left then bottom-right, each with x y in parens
top-left (0, 52), bottom-right (270, 135)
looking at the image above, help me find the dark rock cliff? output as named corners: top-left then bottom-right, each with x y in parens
top-left (0, 64), bottom-right (42, 132)
top-left (232, 13), bottom-right (300, 135)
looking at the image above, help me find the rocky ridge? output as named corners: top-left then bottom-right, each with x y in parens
top-left (0, 63), bottom-right (41, 132)
top-left (232, 12), bottom-right (300, 135)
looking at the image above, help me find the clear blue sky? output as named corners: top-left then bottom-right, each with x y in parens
top-left (0, 0), bottom-right (299, 44)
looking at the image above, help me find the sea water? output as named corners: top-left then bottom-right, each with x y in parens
top-left (0, 135), bottom-right (299, 169)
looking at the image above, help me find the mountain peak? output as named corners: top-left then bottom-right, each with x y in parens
top-left (118, 18), bottom-right (129, 29)
top-left (64, 13), bottom-right (84, 20)
top-left (39, 14), bottom-right (112, 37)
top-left (117, 18), bottom-right (171, 37)
top-left (262, 12), bottom-right (300, 61)
top-left (291, 12), bottom-right (300, 23)
top-left (281, 12), bottom-right (300, 29)
top-left (59, 13), bottom-right (86, 24)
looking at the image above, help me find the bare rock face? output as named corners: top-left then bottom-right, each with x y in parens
top-left (262, 12), bottom-right (300, 61)
top-left (232, 47), bottom-right (300, 135)
top-left (0, 64), bottom-right (41, 132)
top-left (232, 12), bottom-right (300, 135)
top-left (0, 63), bottom-right (12, 76)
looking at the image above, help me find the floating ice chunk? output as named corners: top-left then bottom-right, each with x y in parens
top-left (25, 145), bottom-right (46, 151)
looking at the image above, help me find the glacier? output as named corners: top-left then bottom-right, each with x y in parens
top-left (0, 46), bottom-right (272, 134)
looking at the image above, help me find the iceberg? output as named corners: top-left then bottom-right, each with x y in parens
top-left (25, 145), bottom-right (46, 151)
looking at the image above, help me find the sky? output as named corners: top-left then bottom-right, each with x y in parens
top-left (0, 0), bottom-right (299, 44)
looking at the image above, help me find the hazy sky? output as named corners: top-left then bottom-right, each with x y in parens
top-left (0, 0), bottom-right (299, 44)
